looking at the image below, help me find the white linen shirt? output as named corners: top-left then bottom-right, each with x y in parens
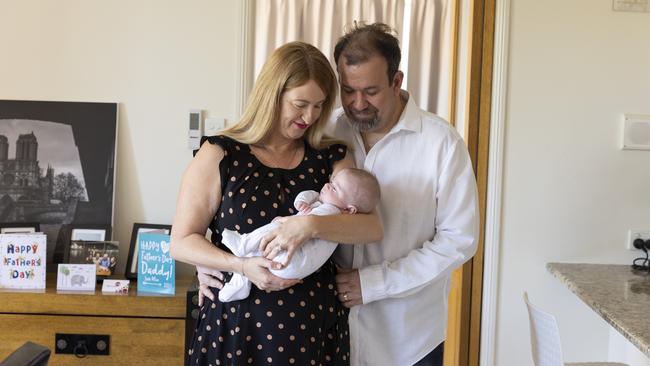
top-left (327, 92), bottom-right (479, 366)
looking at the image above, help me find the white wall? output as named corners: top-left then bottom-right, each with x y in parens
top-left (0, 0), bottom-right (241, 276)
top-left (496, 0), bottom-right (650, 365)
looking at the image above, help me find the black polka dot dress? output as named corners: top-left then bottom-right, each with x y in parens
top-left (187, 135), bottom-right (350, 366)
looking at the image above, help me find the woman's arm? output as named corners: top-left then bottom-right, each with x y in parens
top-left (172, 142), bottom-right (299, 298)
top-left (170, 142), bottom-right (243, 271)
top-left (260, 152), bottom-right (384, 262)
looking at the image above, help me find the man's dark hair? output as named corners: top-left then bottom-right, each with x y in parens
top-left (334, 22), bottom-right (401, 84)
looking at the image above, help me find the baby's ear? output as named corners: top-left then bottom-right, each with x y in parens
top-left (344, 205), bottom-right (358, 215)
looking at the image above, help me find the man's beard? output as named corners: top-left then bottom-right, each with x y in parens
top-left (345, 105), bottom-right (380, 132)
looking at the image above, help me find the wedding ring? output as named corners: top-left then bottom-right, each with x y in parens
top-left (343, 293), bottom-right (349, 301)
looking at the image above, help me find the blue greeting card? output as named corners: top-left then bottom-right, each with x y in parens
top-left (137, 233), bottom-right (175, 295)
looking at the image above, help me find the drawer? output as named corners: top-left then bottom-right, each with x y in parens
top-left (0, 314), bottom-right (184, 365)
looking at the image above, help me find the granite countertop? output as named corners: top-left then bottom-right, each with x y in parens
top-left (547, 262), bottom-right (650, 358)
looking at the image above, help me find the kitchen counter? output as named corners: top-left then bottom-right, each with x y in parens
top-left (547, 263), bottom-right (650, 358)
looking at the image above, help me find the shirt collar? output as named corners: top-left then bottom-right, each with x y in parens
top-left (389, 90), bottom-right (421, 134)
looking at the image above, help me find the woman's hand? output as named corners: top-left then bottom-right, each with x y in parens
top-left (259, 215), bottom-right (314, 265)
top-left (242, 257), bottom-right (300, 291)
top-left (196, 266), bottom-right (225, 306)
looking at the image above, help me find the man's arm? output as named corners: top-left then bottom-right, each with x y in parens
top-left (359, 139), bottom-right (479, 304)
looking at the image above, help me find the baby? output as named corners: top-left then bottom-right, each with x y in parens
top-left (218, 168), bottom-right (381, 302)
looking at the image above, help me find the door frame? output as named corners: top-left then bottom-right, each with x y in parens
top-left (444, 0), bottom-right (498, 365)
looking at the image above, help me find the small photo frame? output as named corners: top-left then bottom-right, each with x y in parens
top-left (0, 222), bottom-right (40, 234)
top-left (70, 224), bottom-right (111, 242)
top-left (65, 240), bottom-right (119, 278)
top-left (125, 223), bottom-right (172, 280)
top-left (53, 223), bottom-right (112, 265)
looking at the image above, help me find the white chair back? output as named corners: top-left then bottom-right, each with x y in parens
top-left (523, 291), bottom-right (565, 366)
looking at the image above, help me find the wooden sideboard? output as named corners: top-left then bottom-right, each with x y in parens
top-left (0, 276), bottom-right (197, 365)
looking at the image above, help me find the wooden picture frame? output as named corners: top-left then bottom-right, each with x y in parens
top-left (125, 223), bottom-right (172, 280)
top-left (0, 222), bottom-right (40, 234)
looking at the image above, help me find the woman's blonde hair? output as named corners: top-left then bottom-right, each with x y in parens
top-left (220, 42), bottom-right (339, 149)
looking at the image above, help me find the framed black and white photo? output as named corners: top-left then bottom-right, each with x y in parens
top-left (65, 240), bottom-right (119, 278)
top-left (0, 222), bottom-right (40, 234)
top-left (125, 223), bottom-right (172, 280)
top-left (0, 100), bottom-right (118, 269)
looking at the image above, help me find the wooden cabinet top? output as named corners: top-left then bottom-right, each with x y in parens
top-left (0, 276), bottom-right (196, 319)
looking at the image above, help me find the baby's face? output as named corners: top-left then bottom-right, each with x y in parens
top-left (319, 171), bottom-right (354, 209)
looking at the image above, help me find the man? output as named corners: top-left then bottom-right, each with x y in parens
top-left (328, 23), bottom-right (479, 366)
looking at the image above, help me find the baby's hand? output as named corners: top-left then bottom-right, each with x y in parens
top-left (297, 202), bottom-right (312, 214)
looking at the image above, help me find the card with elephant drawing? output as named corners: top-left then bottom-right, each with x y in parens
top-left (57, 264), bottom-right (96, 292)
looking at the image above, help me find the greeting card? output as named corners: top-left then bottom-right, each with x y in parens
top-left (0, 233), bottom-right (47, 290)
top-left (57, 264), bottom-right (96, 292)
top-left (137, 233), bottom-right (175, 295)
top-left (102, 279), bottom-right (130, 294)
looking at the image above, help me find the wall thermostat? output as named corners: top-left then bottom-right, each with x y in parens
top-left (188, 109), bottom-right (203, 149)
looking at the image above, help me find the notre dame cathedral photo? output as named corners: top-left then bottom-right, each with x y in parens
top-left (0, 100), bottom-right (117, 266)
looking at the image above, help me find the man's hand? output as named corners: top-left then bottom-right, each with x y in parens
top-left (196, 266), bottom-right (224, 306)
top-left (259, 215), bottom-right (313, 265)
top-left (336, 267), bottom-right (363, 308)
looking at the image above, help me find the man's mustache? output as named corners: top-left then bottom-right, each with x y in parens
top-left (349, 105), bottom-right (378, 115)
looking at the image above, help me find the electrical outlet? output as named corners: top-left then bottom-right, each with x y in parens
top-left (627, 229), bottom-right (650, 250)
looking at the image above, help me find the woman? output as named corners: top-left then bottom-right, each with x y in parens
top-left (170, 42), bottom-right (381, 365)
